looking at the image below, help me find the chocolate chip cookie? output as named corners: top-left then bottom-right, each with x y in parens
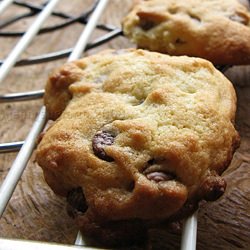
top-left (122, 0), bottom-right (250, 65)
top-left (36, 49), bottom-right (239, 246)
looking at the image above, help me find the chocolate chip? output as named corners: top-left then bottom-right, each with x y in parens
top-left (139, 20), bottom-right (158, 31)
top-left (92, 130), bottom-right (115, 162)
top-left (67, 187), bottom-right (88, 217)
top-left (143, 159), bottom-right (176, 183)
top-left (137, 11), bottom-right (165, 31)
top-left (146, 171), bottom-right (175, 183)
top-left (201, 176), bottom-right (226, 201)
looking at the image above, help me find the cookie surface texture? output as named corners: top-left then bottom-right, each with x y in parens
top-left (122, 0), bottom-right (250, 65)
top-left (36, 49), bottom-right (239, 246)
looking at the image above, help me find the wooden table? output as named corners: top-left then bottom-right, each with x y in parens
top-left (0, 1), bottom-right (249, 249)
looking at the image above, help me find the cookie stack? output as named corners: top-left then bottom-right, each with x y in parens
top-left (36, 0), bottom-right (249, 247)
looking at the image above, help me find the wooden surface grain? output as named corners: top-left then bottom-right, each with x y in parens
top-left (0, 1), bottom-right (249, 249)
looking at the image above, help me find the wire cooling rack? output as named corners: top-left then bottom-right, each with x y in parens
top-left (0, 0), bottom-right (197, 249)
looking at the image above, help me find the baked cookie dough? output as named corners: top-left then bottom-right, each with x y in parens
top-left (36, 49), bottom-right (239, 246)
top-left (122, 0), bottom-right (250, 65)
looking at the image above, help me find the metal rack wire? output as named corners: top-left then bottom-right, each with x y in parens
top-left (0, 0), bottom-right (197, 249)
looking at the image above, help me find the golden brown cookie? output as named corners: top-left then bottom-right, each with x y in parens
top-left (122, 0), bottom-right (250, 65)
top-left (36, 49), bottom-right (239, 246)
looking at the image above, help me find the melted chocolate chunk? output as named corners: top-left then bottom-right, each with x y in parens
top-left (143, 159), bottom-right (176, 183)
top-left (146, 171), bottom-right (175, 182)
top-left (92, 130), bottom-right (115, 162)
top-left (139, 19), bottom-right (158, 31)
top-left (67, 187), bottom-right (88, 217)
top-left (201, 176), bottom-right (226, 201)
top-left (137, 11), bottom-right (165, 31)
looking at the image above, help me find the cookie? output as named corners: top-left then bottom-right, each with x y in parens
top-left (36, 49), bottom-right (239, 246)
top-left (122, 0), bottom-right (250, 65)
